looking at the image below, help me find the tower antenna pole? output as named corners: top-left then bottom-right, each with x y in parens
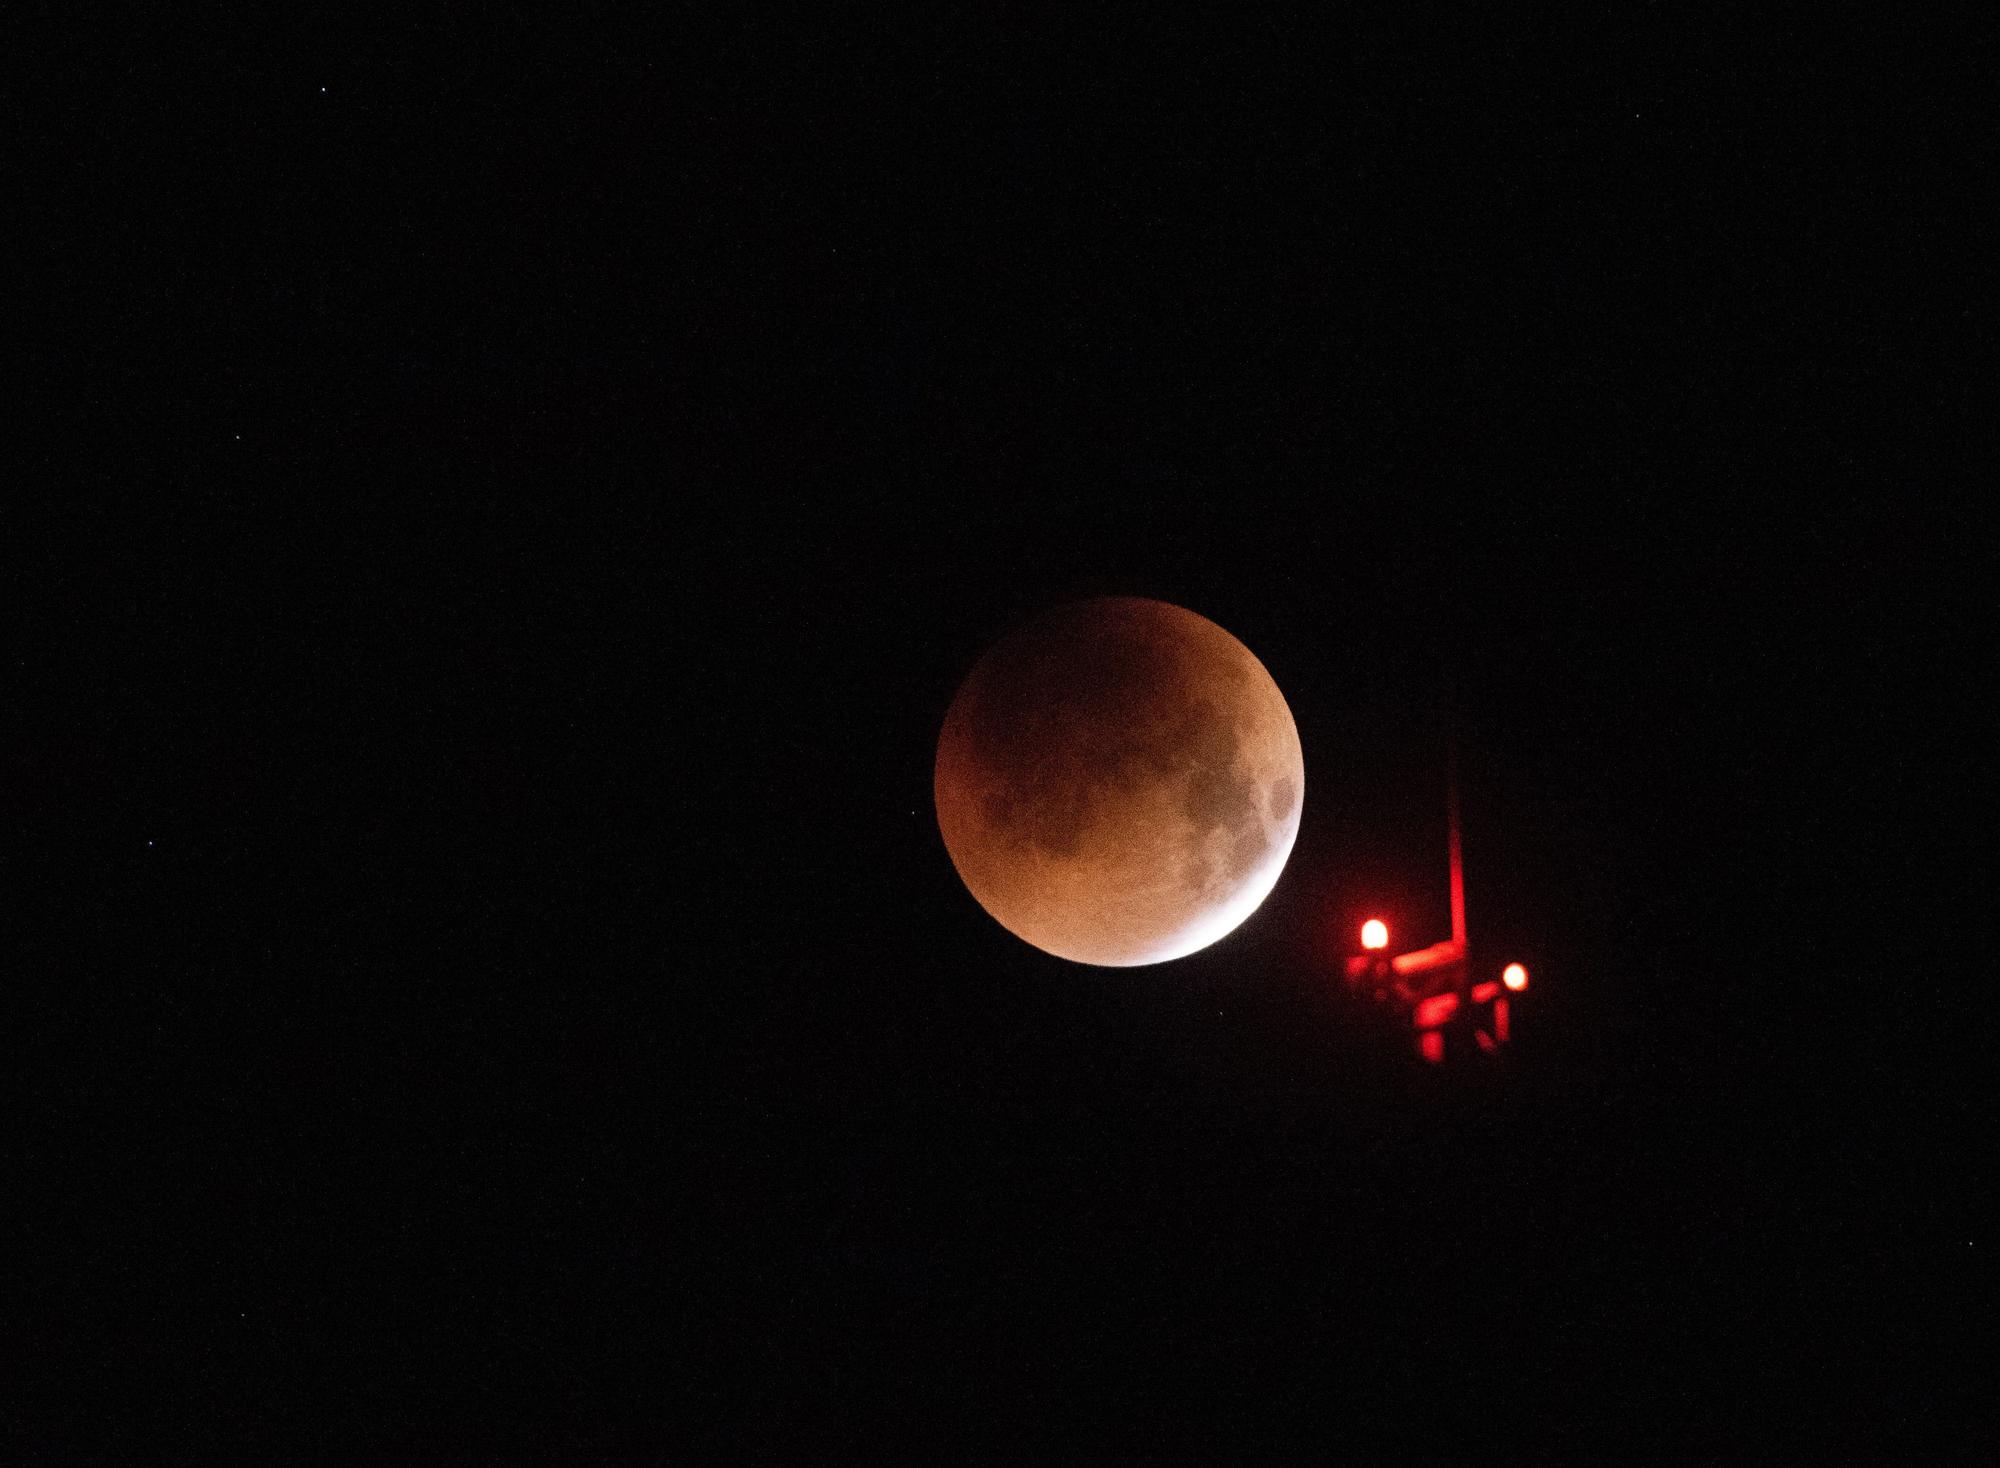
top-left (1447, 719), bottom-right (1466, 952)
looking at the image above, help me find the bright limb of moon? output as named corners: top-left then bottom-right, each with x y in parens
top-left (933, 596), bottom-right (1303, 967)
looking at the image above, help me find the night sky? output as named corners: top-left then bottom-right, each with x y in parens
top-left (21, 11), bottom-right (1983, 1458)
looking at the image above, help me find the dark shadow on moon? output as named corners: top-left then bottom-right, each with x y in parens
top-left (1177, 702), bottom-right (1257, 837)
top-left (958, 612), bottom-right (1267, 866)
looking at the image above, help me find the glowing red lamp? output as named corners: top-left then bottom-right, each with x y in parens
top-left (1360, 919), bottom-right (1389, 951)
top-left (1502, 962), bottom-right (1529, 992)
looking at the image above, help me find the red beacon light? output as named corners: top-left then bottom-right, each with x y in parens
top-left (1360, 919), bottom-right (1389, 951)
top-left (1502, 962), bottom-right (1529, 992)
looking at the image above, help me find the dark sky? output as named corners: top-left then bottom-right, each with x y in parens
top-left (21, 10), bottom-right (1983, 1458)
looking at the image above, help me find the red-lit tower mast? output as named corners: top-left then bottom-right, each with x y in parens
top-left (1342, 741), bottom-right (1528, 1062)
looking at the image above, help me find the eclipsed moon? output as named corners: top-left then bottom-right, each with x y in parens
top-left (934, 596), bottom-right (1304, 967)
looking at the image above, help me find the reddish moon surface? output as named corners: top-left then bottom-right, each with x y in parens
top-left (934, 597), bottom-right (1304, 966)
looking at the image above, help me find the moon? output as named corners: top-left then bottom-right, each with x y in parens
top-left (934, 596), bottom-right (1304, 967)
